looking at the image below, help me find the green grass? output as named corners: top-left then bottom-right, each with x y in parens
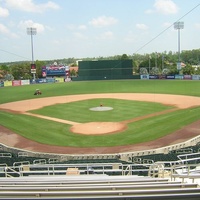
top-left (0, 106), bottom-right (199, 147)
top-left (0, 80), bottom-right (200, 104)
top-left (0, 80), bottom-right (200, 148)
top-left (30, 99), bottom-right (174, 122)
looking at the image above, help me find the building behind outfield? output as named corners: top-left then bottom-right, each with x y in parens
top-left (74, 59), bottom-right (137, 81)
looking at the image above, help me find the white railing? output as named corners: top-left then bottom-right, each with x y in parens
top-left (0, 163), bottom-right (150, 178)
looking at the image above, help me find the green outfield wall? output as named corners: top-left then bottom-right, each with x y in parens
top-left (74, 59), bottom-right (135, 80)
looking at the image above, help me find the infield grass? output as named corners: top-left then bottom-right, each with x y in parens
top-left (30, 98), bottom-right (174, 122)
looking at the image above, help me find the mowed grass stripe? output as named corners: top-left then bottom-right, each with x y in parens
top-left (0, 80), bottom-right (200, 104)
top-left (29, 99), bottom-right (174, 123)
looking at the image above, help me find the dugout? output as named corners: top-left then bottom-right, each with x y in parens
top-left (75, 59), bottom-right (134, 81)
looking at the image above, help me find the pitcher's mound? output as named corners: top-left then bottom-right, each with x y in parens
top-left (89, 107), bottom-right (113, 111)
top-left (70, 122), bottom-right (127, 135)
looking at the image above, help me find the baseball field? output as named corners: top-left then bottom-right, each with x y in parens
top-left (0, 80), bottom-right (200, 154)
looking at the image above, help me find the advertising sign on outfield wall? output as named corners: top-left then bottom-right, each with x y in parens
top-left (0, 81), bottom-right (4, 87)
top-left (46, 78), bottom-right (56, 83)
top-left (166, 75), bottom-right (175, 79)
top-left (192, 75), bottom-right (200, 80)
top-left (140, 75), bottom-right (149, 79)
top-left (36, 79), bottom-right (47, 83)
top-left (21, 80), bottom-right (30, 85)
top-left (149, 75), bottom-right (159, 79)
top-left (12, 80), bottom-right (21, 86)
top-left (183, 75), bottom-right (192, 80)
top-left (175, 75), bottom-right (183, 79)
top-left (159, 75), bottom-right (166, 79)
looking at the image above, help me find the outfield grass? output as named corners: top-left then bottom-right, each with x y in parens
top-left (0, 80), bottom-right (200, 148)
top-left (0, 80), bottom-right (200, 104)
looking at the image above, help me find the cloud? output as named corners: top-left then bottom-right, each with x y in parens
top-left (124, 31), bottom-right (137, 43)
top-left (162, 22), bottom-right (173, 29)
top-left (163, 22), bottom-right (171, 27)
top-left (145, 9), bottom-right (154, 14)
top-left (95, 31), bottom-right (114, 40)
top-left (154, 0), bottom-right (179, 15)
top-left (52, 39), bottom-right (63, 45)
top-left (195, 23), bottom-right (200, 30)
top-left (0, 23), bottom-right (18, 38)
top-left (66, 24), bottom-right (76, 31)
top-left (5, 0), bottom-right (60, 13)
top-left (101, 31), bottom-right (114, 39)
top-left (73, 32), bottom-right (88, 40)
top-left (78, 25), bottom-right (87, 30)
top-left (136, 23), bottom-right (149, 30)
top-left (0, 23), bottom-right (10, 34)
top-left (89, 16), bottom-right (118, 28)
top-left (18, 20), bottom-right (45, 33)
top-left (66, 24), bottom-right (87, 31)
top-left (0, 6), bottom-right (9, 17)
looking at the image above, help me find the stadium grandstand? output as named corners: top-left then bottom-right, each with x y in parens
top-left (0, 139), bottom-right (200, 199)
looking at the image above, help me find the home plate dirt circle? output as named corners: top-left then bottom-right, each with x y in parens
top-left (70, 122), bottom-right (127, 135)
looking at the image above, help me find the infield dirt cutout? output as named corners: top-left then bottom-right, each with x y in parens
top-left (70, 122), bottom-right (127, 135)
top-left (0, 93), bottom-right (200, 154)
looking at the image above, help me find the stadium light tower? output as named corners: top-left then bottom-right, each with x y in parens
top-left (27, 27), bottom-right (37, 81)
top-left (149, 55), bottom-right (151, 75)
top-left (174, 21), bottom-right (184, 70)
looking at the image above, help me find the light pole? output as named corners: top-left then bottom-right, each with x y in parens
top-left (174, 21), bottom-right (184, 71)
top-left (162, 54), bottom-right (164, 73)
top-left (27, 27), bottom-right (37, 81)
top-left (155, 52), bottom-right (157, 68)
top-left (149, 55), bottom-right (151, 75)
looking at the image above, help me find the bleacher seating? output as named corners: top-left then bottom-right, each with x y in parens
top-left (131, 153), bottom-right (178, 164)
top-left (0, 175), bottom-right (199, 199)
top-left (0, 143), bottom-right (200, 199)
top-left (1, 142), bottom-right (200, 168)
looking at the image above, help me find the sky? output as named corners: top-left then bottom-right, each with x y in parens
top-left (0, 0), bottom-right (200, 63)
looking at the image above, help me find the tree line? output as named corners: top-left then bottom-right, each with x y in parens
top-left (0, 49), bottom-right (200, 80)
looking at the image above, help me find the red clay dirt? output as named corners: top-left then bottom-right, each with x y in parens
top-left (0, 93), bottom-right (199, 154)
